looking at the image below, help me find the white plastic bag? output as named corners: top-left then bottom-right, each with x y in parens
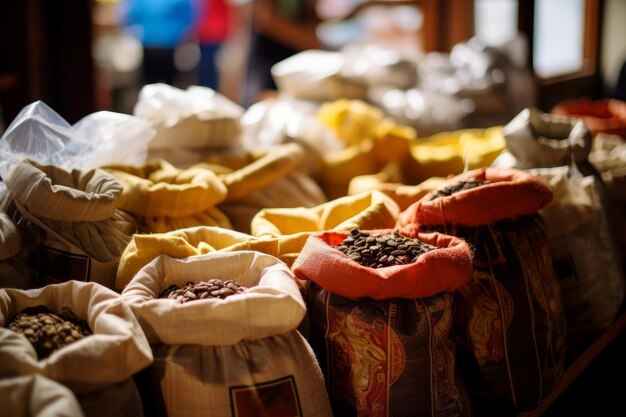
top-left (0, 101), bottom-right (155, 179)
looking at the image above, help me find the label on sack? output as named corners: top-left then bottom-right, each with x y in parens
top-left (33, 245), bottom-right (91, 285)
top-left (229, 375), bottom-right (303, 417)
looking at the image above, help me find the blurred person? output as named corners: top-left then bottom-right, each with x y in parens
top-left (243, 0), bottom-right (323, 106)
top-left (121, 0), bottom-right (195, 85)
top-left (195, 0), bottom-right (234, 91)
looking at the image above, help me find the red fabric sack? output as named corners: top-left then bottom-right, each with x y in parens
top-left (552, 97), bottom-right (626, 139)
top-left (397, 167), bottom-right (553, 228)
top-left (292, 229), bottom-right (473, 300)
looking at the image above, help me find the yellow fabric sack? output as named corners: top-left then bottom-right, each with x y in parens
top-left (218, 142), bottom-right (306, 202)
top-left (104, 160), bottom-right (231, 233)
top-left (202, 143), bottom-right (326, 233)
top-left (318, 138), bottom-right (379, 199)
top-left (116, 226), bottom-right (279, 290)
top-left (252, 190), bottom-right (400, 237)
top-left (316, 99), bottom-right (384, 146)
top-left (349, 174), bottom-right (446, 211)
top-left (316, 99), bottom-right (416, 199)
top-left (405, 126), bottom-right (505, 183)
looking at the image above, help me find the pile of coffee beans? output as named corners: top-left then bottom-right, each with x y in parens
top-left (332, 229), bottom-right (437, 268)
top-left (430, 178), bottom-right (491, 200)
top-left (159, 279), bottom-right (247, 303)
top-left (8, 305), bottom-right (92, 360)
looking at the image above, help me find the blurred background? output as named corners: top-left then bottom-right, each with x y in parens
top-left (0, 0), bottom-right (625, 126)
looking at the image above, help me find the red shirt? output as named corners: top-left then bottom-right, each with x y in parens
top-left (196, 0), bottom-right (230, 44)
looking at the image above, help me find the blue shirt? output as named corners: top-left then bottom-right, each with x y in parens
top-left (124, 0), bottom-right (194, 48)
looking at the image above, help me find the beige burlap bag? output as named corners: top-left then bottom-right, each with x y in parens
top-left (0, 208), bottom-right (34, 289)
top-left (0, 374), bottom-right (84, 417)
top-left (3, 159), bottom-right (137, 289)
top-left (0, 281), bottom-right (153, 417)
top-left (122, 251), bottom-right (333, 417)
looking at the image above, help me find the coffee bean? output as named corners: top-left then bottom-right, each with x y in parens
top-left (430, 178), bottom-right (491, 200)
top-left (159, 278), bottom-right (247, 303)
top-left (7, 305), bottom-right (92, 360)
top-left (332, 229), bottom-right (438, 269)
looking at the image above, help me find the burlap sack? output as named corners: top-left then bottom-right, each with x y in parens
top-left (294, 229), bottom-right (473, 417)
top-left (0, 185), bottom-right (38, 290)
top-left (104, 160), bottom-right (231, 233)
top-left (115, 226), bottom-right (279, 291)
top-left (122, 251), bottom-right (333, 417)
top-left (0, 281), bottom-right (153, 417)
top-left (590, 133), bottom-right (626, 261)
top-left (0, 374), bottom-right (84, 417)
top-left (531, 166), bottom-right (624, 334)
top-left (0, 209), bottom-right (37, 290)
top-left (495, 108), bottom-right (625, 337)
top-left (398, 167), bottom-right (567, 412)
top-left (0, 210), bottom-right (20, 261)
top-left (3, 159), bottom-right (137, 290)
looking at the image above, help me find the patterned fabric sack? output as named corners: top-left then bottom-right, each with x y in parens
top-left (398, 167), bottom-right (566, 412)
top-left (104, 159), bottom-right (231, 233)
top-left (121, 251), bottom-right (333, 417)
top-left (2, 159), bottom-right (137, 290)
top-left (0, 281), bottom-right (153, 417)
top-left (293, 229), bottom-right (473, 416)
top-left (115, 226), bottom-right (279, 291)
top-left (0, 374), bottom-right (84, 417)
top-left (495, 109), bottom-right (625, 338)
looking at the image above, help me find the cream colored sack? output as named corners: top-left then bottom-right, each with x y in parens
top-left (3, 159), bottom-right (137, 290)
top-left (0, 374), bottom-right (84, 417)
top-left (532, 166), bottom-right (625, 333)
top-left (0, 281), bottom-right (153, 417)
top-left (122, 252), bottom-right (333, 417)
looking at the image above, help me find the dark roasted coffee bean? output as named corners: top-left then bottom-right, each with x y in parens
top-left (430, 178), bottom-right (491, 200)
top-left (332, 229), bottom-right (437, 269)
top-left (160, 278), bottom-right (247, 303)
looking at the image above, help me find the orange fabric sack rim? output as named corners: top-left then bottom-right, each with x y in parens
top-left (292, 229), bottom-right (472, 300)
top-left (552, 97), bottom-right (626, 138)
top-left (398, 167), bottom-right (553, 227)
